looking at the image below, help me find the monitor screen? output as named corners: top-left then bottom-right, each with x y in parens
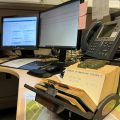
top-left (39, 0), bottom-right (80, 49)
top-left (2, 16), bottom-right (38, 49)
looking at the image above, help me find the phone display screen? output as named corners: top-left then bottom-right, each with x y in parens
top-left (99, 23), bottom-right (117, 38)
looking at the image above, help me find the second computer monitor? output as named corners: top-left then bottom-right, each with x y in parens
top-left (2, 16), bottom-right (38, 49)
top-left (39, 0), bottom-right (80, 49)
top-left (2, 16), bottom-right (39, 57)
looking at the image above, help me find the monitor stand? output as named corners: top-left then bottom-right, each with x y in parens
top-left (58, 49), bottom-right (76, 67)
top-left (21, 50), bottom-right (35, 58)
top-left (59, 49), bottom-right (66, 62)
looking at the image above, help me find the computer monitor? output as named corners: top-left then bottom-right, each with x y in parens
top-left (1, 16), bottom-right (38, 57)
top-left (39, 0), bottom-right (82, 62)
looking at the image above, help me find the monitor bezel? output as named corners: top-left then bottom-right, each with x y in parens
top-left (39, 0), bottom-right (83, 50)
top-left (1, 15), bottom-right (39, 50)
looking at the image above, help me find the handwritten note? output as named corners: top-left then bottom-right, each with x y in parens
top-left (78, 2), bottom-right (88, 30)
top-left (78, 15), bottom-right (87, 30)
top-left (79, 2), bottom-right (88, 16)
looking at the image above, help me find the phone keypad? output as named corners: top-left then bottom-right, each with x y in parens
top-left (85, 41), bottom-right (115, 59)
top-left (87, 41), bottom-right (101, 52)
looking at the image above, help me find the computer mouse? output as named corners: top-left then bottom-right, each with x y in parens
top-left (27, 69), bottom-right (52, 78)
top-left (46, 65), bottom-right (61, 73)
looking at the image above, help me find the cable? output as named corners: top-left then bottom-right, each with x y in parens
top-left (40, 0), bottom-right (44, 3)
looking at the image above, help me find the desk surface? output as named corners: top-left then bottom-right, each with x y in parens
top-left (0, 59), bottom-right (120, 120)
top-left (0, 65), bottom-right (60, 120)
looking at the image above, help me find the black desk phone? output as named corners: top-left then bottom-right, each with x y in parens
top-left (82, 20), bottom-right (120, 60)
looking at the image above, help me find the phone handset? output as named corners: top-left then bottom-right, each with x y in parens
top-left (81, 21), bottom-right (103, 52)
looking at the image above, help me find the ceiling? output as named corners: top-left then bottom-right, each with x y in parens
top-left (0, 0), bottom-right (70, 5)
top-left (0, 0), bottom-right (119, 9)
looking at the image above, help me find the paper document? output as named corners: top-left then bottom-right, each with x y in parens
top-left (25, 91), bottom-right (63, 120)
top-left (1, 58), bottom-right (40, 68)
top-left (63, 68), bottom-right (105, 105)
top-left (92, 0), bottom-right (109, 20)
top-left (102, 0), bottom-right (109, 16)
top-left (92, 0), bottom-right (103, 20)
top-left (104, 113), bottom-right (119, 120)
top-left (63, 64), bottom-right (119, 106)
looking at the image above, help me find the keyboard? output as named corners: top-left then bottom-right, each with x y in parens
top-left (21, 60), bottom-right (75, 70)
top-left (27, 62), bottom-right (65, 78)
top-left (19, 61), bottom-right (53, 70)
top-left (27, 69), bottom-right (52, 78)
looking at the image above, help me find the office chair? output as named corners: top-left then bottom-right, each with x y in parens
top-left (0, 72), bottom-right (18, 109)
